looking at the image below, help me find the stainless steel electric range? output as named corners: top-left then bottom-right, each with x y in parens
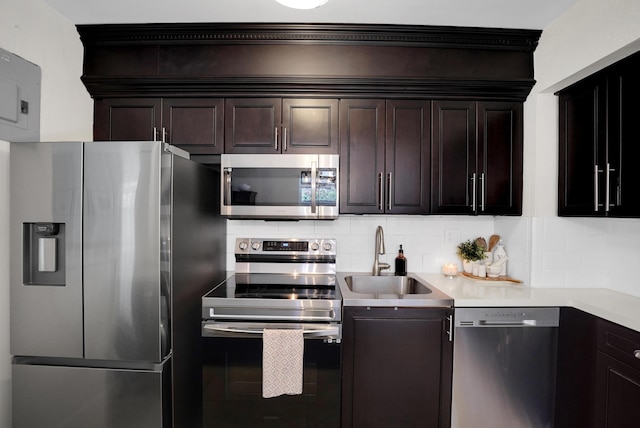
top-left (201, 238), bottom-right (342, 428)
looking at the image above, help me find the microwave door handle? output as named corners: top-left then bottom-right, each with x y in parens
top-left (224, 167), bottom-right (232, 206)
top-left (311, 161), bottom-right (317, 214)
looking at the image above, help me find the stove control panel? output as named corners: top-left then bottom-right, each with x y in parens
top-left (235, 238), bottom-right (336, 256)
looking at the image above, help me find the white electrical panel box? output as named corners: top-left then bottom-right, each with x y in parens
top-left (0, 47), bottom-right (41, 142)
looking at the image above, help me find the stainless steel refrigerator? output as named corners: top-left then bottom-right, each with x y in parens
top-left (10, 141), bottom-right (226, 428)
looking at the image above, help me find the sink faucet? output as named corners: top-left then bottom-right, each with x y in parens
top-left (372, 225), bottom-right (391, 276)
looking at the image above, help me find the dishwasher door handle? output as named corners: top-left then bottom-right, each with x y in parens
top-left (477, 320), bottom-right (540, 327)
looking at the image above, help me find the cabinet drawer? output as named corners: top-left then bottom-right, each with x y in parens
top-left (598, 319), bottom-right (640, 371)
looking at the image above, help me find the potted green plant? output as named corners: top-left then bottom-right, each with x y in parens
top-left (457, 239), bottom-right (486, 273)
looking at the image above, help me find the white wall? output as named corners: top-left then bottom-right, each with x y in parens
top-left (0, 0), bottom-right (93, 425)
top-left (507, 0), bottom-right (640, 293)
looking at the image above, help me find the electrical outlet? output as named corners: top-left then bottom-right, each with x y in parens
top-left (445, 229), bottom-right (460, 244)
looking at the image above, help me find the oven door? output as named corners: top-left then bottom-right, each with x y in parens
top-left (220, 154), bottom-right (339, 220)
top-left (202, 323), bottom-right (341, 428)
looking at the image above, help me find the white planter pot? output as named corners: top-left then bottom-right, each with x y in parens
top-left (462, 260), bottom-right (475, 274)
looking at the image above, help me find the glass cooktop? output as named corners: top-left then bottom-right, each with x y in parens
top-left (204, 273), bottom-right (339, 300)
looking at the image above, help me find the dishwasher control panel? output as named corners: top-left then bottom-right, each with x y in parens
top-left (454, 307), bottom-right (559, 327)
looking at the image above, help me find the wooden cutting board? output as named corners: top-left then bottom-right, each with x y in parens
top-left (460, 272), bottom-right (523, 284)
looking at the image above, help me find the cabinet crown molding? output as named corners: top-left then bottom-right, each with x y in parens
top-left (79, 23), bottom-right (540, 101)
top-left (78, 23), bottom-right (540, 51)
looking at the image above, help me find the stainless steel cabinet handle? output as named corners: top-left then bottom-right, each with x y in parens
top-left (387, 172), bottom-right (392, 211)
top-left (311, 161), bottom-right (317, 214)
top-left (605, 163), bottom-right (617, 211)
top-left (480, 172), bottom-right (486, 212)
top-left (274, 127), bottom-right (279, 151)
top-left (446, 315), bottom-right (453, 342)
top-left (283, 127), bottom-right (287, 151)
top-left (605, 163), bottom-right (611, 212)
top-left (594, 164), bottom-right (600, 212)
top-left (378, 173), bottom-right (384, 211)
top-left (153, 126), bottom-right (158, 142)
top-left (634, 350), bottom-right (640, 359)
top-left (162, 127), bottom-right (167, 144)
top-left (471, 173), bottom-right (477, 212)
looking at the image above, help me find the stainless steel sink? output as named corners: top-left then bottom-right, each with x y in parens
top-left (337, 273), bottom-right (453, 307)
top-left (346, 275), bottom-right (432, 295)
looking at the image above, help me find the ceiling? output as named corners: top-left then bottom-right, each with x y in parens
top-left (41, 0), bottom-right (578, 30)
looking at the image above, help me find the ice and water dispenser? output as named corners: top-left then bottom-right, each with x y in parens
top-left (23, 222), bottom-right (65, 286)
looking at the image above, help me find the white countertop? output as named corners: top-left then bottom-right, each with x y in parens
top-left (417, 273), bottom-right (640, 332)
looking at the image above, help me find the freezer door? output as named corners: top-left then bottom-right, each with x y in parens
top-left (12, 360), bottom-right (170, 428)
top-left (83, 141), bottom-right (166, 362)
top-left (10, 142), bottom-right (84, 358)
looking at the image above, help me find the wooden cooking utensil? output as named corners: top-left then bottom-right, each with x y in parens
top-left (488, 234), bottom-right (500, 251)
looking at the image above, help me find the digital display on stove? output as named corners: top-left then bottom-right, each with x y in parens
top-left (263, 241), bottom-right (309, 252)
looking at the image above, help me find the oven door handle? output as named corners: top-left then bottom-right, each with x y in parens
top-left (207, 310), bottom-right (336, 321)
top-left (203, 323), bottom-right (340, 338)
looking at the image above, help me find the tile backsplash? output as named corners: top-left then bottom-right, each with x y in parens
top-left (530, 216), bottom-right (640, 296)
top-left (225, 215), bottom-right (640, 298)
top-left (226, 215), bottom-right (495, 274)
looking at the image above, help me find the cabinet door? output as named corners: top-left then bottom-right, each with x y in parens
top-left (342, 307), bottom-right (453, 428)
top-left (162, 98), bottom-right (224, 155)
top-left (431, 100), bottom-right (476, 214)
top-left (555, 308), bottom-right (599, 428)
top-left (339, 99), bottom-right (386, 214)
top-left (477, 101), bottom-right (523, 215)
top-left (608, 54), bottom-right (640, 217)
top-left (558, 76), bottom-right (606, 216)
top-left (597, 353), bottom-right (640, 428)
top-left (224, 98), bottom-right (282, 153)
top-left (385, 100), bottom-right (431, 214)
top-left (94, 98), bottom-right (161, 141)
top-left (596, 318), bottom-right (640, 427)
top-left (282, 98), bottom-right (338, 154)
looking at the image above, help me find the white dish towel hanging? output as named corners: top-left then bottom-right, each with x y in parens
top-left (262, 328), bottom-right (304, 398)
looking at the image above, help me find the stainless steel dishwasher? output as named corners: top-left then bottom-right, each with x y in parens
top-left (451, 307), bottom-right (559, 428)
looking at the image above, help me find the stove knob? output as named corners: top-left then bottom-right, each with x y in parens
top-left (251, 242), bottom-right (261, 251)
top-left (238, 242), bottom-right (248, 251)
top-left (310, 242), bottom-right (320, 251)
top-left (323, 242), bottom-right (333, 251)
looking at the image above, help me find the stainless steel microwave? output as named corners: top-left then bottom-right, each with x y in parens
top-left (220, 154), bottom-right (339, 220)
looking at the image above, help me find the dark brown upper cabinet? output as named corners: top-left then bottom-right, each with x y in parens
top-left (340, 99), bottom-right (431, 214)
top-left (163, 98), bottom-right (224, 155)
top-left (94, 98), bottom-right (161, 142)
top-left (558, 51), bottom-right (640, 217)
top-left (94, 97), bottom-right (224, 155)
top-left (224, 98), bottom-right (338, 154)
top-left (431, 100), bottom-right (523, 215)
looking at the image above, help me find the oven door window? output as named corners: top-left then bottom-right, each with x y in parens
top-left (203, 337), bottom-right (340, 428)
top-left (228, 167), bottom-right (337, 208)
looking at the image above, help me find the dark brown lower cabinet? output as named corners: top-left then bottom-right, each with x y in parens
top-left (341, 307), bottom-right (452, 428)
top-left (555, 308), bottom-right (640, 428)
top-left (555, 307), bottom-right (599, 428)
top-left (596, 319), bottom-right (640, 428)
